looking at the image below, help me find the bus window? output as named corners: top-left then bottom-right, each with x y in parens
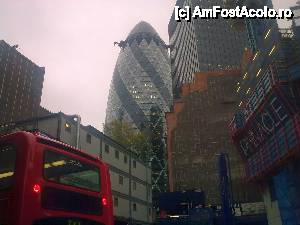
top-left (44, 150), bottom-right (100, 192)
top-left (0, 145), bottom-right (16, 190)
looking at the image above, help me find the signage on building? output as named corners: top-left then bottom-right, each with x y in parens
top-left (239, 92), bottom-right (291, 158)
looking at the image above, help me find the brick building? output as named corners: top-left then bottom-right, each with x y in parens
top-left (166, 70), bottom-right (262, 206)
top-left (0, 40), bottom-right (45, 124)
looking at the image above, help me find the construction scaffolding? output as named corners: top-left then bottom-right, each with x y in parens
top-left (229, 29), bottom-right (300, 180)
top-left (148, 106), bottom-right (169, 206)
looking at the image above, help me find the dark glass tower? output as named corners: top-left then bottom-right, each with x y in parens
top-left (291, 2), bottom-right (300, 41)
top-left (105, 21), bottom-right (172, 198)
top-left (169, 0), bottom-right (248, 98)
top-left (236, 0), bottom-right (277, 52)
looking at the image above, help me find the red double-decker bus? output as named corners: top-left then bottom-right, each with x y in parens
top-left (0, 131), bottom-right (114, 225)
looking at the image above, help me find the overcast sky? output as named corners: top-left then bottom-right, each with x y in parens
top-left (0, 0), bottom-right (298, 130)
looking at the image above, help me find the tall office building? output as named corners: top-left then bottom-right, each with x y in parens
top-left (291, 2), bottom-right (300, 40)
top-left (169, 0), bottom-right (248, 97)
top-left (231, 0), bottom-right (277, 52)
top-left (105, 21), bottom-right (172, 129)
top-left (105, 21), bottom-right (172, 200)
top-left (0, 40), bottom-right (45, 124)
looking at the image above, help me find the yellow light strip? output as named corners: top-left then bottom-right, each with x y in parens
top-left (237, 86), bottom-right (241, 93)
top-left (256, 68), bottom-right (262, 77)
top-left (44, 160), bottom-right (66, 169)
top-left (264, 29), bottom-right (271, 39)
top-left (44, 163), bottom-right (51, 169)
top-left (239, 101), bottom-right (243, 107)
top-left (243, 72), bottom-right (248, 79)
top-left (246, 88), bottom-right (251, 94)
top-left (0, 172), bottom-right (14, 179)
top-left (253, 51), bottom-right (259, 61)
top-left (269, 45), bottom-right (276, 56)
top-left (51, 160), bottom-right (66, 167)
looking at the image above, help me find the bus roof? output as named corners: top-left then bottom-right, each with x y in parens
top-left (1, 131), bottom-right (104, 164)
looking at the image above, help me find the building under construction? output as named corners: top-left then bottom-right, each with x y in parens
top-left (166, 70), bottom-right (264, 213)
top-left (229, 1), bottom-right (300, 223)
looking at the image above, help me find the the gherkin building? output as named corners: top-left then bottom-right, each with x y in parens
top-left (105, 21), bottom-right (173, 198)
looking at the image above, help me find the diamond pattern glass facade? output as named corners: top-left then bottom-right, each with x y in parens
top-left (105, 21), bottom-right (173, 198)
top-left (105, 21), bottom-right (172, 129)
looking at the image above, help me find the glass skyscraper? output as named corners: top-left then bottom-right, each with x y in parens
top-left (105, 21), bottom-right (172, 130)
top-left (105, 21), bottom-right (173, 198)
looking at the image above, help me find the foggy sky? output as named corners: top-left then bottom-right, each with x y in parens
top-left (0, 0), bottom-right (297, 130)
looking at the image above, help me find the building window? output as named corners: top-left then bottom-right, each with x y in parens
top-left (114, 197), bottom-right (118, 207)
top-left (149, 208), bottom-right (152, 215)
top-left (124, 155), bottom-right (128, 164)
top-left (65, 122), bottom-right (71, 132)
top-left (133, 203), bottom-right (137, 211)
top-left (119, 175), bottom-right (123, 185)
top-left (86, 134), bottom-right (91, 144)
top-left (105, 144), bottom-right (109, 153)
top-left (133, 181), bottom-right (137, 191)
top-left (115, 150), bottom-right (119, 159)
top-left (133, 160), bottom-right (136, 168)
